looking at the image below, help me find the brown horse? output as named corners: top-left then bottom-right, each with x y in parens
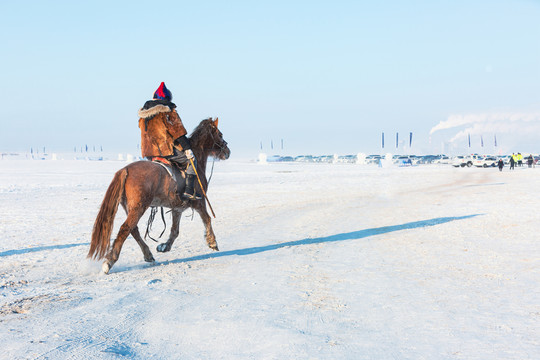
top-left (88, 118), bottom-right (230, 274)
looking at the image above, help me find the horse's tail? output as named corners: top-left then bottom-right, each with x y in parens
top-left (88, 168), bottom-right (128, 260)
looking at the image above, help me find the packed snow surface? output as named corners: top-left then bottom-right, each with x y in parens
top-left (0, 159), bottom-right (538, 359)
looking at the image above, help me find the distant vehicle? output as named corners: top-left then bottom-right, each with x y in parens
top-left (365, 155), bottom-right (382, 164)
top-left (466, 154), bottom-right (482, 167)
top-left (395, 155), bottom-right (413, 166)
top-left (433, 155), bottom-right (450, 164)
top-left (337, 155), bottom-right (357, 163)
top-left (266, 155), bottom-right (282, 162)
top-left (416, 155), bottom-right (436, 164)
top-left (409, 155), bottom-right (421, 165)
top-left (474, 156), bottom-right (497, 168)
top-left (472, 156), bottom-right (485, 167)
top-left (295, 155), bottom-right (314, 162)
top-left (452, 156), bottom-right (467, 167)
top-left (454, 154), bottom-right (483, 167)
top-left (315, 155), bottom-right (334, 163)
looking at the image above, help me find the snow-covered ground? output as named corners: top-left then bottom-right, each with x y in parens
top-left (0, 159), bottom-right (538, 359)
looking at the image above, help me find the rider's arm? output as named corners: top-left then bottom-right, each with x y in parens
top-left (174, 135), bottom-right (191, 150)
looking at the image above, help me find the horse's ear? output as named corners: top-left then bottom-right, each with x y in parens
top-left (213, 117), bottom-right (219, 128)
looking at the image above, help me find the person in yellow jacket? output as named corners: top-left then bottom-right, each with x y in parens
top-left (517, 152), bottom-right (523, 167)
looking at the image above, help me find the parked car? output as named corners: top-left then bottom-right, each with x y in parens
top-left (314, 155), bottom-right (334, 163)
top-left (416, 155), bottom-right (436, 164)
top-left (365, 155), bottom-right (382, 164)
top-left (337, 155), bottom-right (357, 163)
top-left (452, 156), bottom-right (467, 167)
top-left (433, 155), bottom-right (450, 164)
top-left (295, 155), bottom-right (314, 162)
top-left (395, 155), bottom-right (413, 166)
top-left (409, 155), bottom-right (421, 165)
top-left (266, 155), bottom-right (282, 162)
top-left (467, 154), bottom-right (483, 167)
top-left (474, 156), bottom-right (497, 168)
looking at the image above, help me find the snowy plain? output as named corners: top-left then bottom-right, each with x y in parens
top-left (0, 158), bottom-right (538, 359)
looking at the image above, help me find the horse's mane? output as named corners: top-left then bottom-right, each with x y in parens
top-left (188, 118), bottom-right (215, 149)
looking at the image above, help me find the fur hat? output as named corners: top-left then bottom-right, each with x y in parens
top-left (153, 82), bottom-right (173, 101)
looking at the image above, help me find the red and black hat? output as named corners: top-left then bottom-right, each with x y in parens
top-left (153, 82), bottom-right (173, 101)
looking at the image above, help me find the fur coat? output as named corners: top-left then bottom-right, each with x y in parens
top-left (138, 100), bottom-right (187, 157)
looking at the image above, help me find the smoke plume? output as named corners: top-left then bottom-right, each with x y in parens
top-left (430, 112), bottom-right (540, 143)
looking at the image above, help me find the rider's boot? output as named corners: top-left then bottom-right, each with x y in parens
top-left (182, 174), bottom-right (202, 200)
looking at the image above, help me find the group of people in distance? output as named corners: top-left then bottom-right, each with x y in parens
top-left (500, 152), bottom-right (536, 171)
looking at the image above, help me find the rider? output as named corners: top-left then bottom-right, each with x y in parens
top-left (138, 82), bottom-right (201, 200)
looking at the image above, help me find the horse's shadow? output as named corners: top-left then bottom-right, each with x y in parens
top-left (0, 243), bottom-right (89, 257)
top-left (122, 214), bottom-right (480, 272)
top-left (0, 215), bottom-right (480, 272)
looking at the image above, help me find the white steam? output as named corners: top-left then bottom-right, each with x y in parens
top-left (430, 112), bottom-right (540, 143)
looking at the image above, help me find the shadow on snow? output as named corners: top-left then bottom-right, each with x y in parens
top-left (0, 215), bottom-right (479, 268)
top-left (155, 214), bottom-right (480, 268)
top-left (0, 243), bottom-right (89, 257)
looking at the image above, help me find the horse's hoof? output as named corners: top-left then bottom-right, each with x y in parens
top-left (102, 261), bottom-right (111, 274)
top-left (145, 256), bottom-right (156, 263)
top-left (210, 244), bottom-right (219, 251)
top-left (156, 243), bottom-right (170, 253)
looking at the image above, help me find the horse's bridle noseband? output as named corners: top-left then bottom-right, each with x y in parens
top-left (210, 128), bottom-right (228, 159)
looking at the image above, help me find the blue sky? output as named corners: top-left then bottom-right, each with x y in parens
top-left (1, 0), bottom-right (539, 157)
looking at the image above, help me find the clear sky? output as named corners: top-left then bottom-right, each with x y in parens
top-left (1, 0), bottom-right (539, 158)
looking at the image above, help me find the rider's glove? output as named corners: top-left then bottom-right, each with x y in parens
top-left (185, 149), bottom-right (194, 160)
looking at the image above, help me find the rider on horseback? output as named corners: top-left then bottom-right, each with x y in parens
top-left (138, 82), bottom-right (202, 200)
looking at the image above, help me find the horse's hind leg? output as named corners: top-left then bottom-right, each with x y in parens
top-left (102, 207), bottom-right (146, 274)
top-left (157, 209), bottom-right (182, 253)
top-left (131, 226), bottom-right (155, 263)
top-left (194, 205), bottom-right (219, 251)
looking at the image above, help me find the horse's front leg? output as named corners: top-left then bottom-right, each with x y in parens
top-left (195, 204), bottom-right (219, 251)
top-left (157, 209), bottom-right (183, 252)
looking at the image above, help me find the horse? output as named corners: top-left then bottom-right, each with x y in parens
top-left (88, 117), bottom-right (230, 274)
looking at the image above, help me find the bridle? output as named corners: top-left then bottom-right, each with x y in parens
top-left (206, 125), bottom-right (228, 185)
top-left (209, 126), bottom-right (228, 160)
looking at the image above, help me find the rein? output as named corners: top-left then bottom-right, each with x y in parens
top-left (206, 128), bottom-right (227, 186)
top-left (144, 207), bottom-right (167, 242)
top-left (144, 121), bottom-right (225, 236)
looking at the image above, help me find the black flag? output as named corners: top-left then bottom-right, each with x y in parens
top-left (409, 132), bottom-right (413, 147)
top-left (382, 132), bottom-right (385, 148)
top-left (396, 133), bottom-right (399, 149)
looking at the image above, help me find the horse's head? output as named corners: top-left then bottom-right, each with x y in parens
top-left (190, 117), bottom-right (230, 160)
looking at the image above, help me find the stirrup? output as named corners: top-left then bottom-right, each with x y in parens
top-left (182, 191), bottom-right (202, 200)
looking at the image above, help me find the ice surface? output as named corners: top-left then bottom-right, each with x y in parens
top-left (0, 159), bottom-right (538, 359)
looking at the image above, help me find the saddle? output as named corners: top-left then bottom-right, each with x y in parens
top-left (149, 157), bottom-right (186, 195)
